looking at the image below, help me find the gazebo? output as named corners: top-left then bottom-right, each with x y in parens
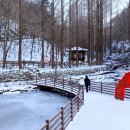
top-left (67, 47), bottom-right (88, 62)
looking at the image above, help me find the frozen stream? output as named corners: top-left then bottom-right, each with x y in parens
top-left (0, 91), bottom-right (70, 130)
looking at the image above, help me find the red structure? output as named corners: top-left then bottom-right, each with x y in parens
top-left (115, 72), bottom-right (130, 101)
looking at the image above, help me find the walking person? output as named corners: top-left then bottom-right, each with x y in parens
top-left (84, 75), bottom-right (90, 92)
top-left (78, 77), bottom-right (85, 90)
top-left (78, 77), bottom-right (84, 86)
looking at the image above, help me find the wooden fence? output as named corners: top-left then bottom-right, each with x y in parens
top-left (28, 76), bottom-right (84, 130)
top-left (0, 61), bottom-right (86, 68)
top-left (90, 82), bottom-right (130, 99)
top-left (0, 61), bottom-right (105, 72)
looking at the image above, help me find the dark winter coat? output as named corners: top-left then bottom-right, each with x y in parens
top-left (84, 76), bottom-right (90, 86)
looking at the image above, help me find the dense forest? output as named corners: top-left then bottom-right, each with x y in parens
top-left (0, 0), bottom-right (129, 68)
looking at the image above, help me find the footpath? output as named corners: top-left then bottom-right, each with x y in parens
top-left (66, 92), bottom-right (130, 130)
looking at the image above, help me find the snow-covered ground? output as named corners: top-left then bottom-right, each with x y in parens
top-left (0, 91), bottom-right (70, 130)
top-left (0, 64), bottom-right (130, 94)
top-left (66, 92), bottom-right (130, 130)
top-left (0, 82), bottom-right (35, 94)
top-left (0, 65), bottom-right (105, 94)
top-left (0, 39), bottom-right (52, 61)
top-left (66, 67), bottom-right (130, 130)
top-left (0, 63), bottom-right (106, 93)
top-left (0, 66), bottom-right (129, 130)
top-left (72, 67), bottom-right (130, 84)
top-left (0, 38), bottom-right (69, 62)
top-left (0, 58), bottom-right (130, 130)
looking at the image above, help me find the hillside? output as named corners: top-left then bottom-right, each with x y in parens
top-left (0, 38), bottom-right (51, 61)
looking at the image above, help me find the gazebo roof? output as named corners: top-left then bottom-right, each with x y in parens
top-left (66, 47), bottom-right (88, 52)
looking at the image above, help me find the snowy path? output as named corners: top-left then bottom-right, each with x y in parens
top-left (66, 92), bottom-right (130, 130)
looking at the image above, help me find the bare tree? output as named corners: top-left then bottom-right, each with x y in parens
top-left (18, 0), bottom-right (22, 69)
top-left (0, 0), bottom-right (16, 68)
top-left (109, 0), bottom-right (112, 55)
top-left (76, 0), bottom-right (79, 67)
top-left (69, 0), bottom-right (72, 68)
top-left (87, 0), bottom-right (91, 65)
top-left (60, 0), bottom-right (64, 68)
top-left (50, 0), bottom-right (55, 69)
top-left (41, 0), bottom-right (45, 68)
top-left (128, 0), bottom-right (130, 42)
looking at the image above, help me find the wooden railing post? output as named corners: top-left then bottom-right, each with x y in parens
top-left (45, 75), bottom-right (46, 85)
top-left (78, 84), bottom-right (82, 94)
top-left (71, 99), bottom-right (73, 121)
top-left (115, 83), bottom-right (117, 93)
top-left (101, 82), bottom-right (102, 93)
top-left (54, 76), bottom-right (55, 87)
top-left (70, 75), bottom-right (73, 92)
top-left (70, 75), bottom-right (71, 83)
top-left (77, 95), bottom-right (80, 112)
top-left (82, 87), bottom-right (84, 105)
top-left (46, 120), bottom-right (50, 130)
top-left (63, 76), bottom-right (64, 89)
top-left (26, 80), bottom-right (28, 85)
top-left (61, 107), bottom-right (64, 130)
top-left (49, 73), bottom-right (50, 80)
top-left (71, 85), bottom-right (73, 92)
top-left (36, 75), bottom-right (37, 84)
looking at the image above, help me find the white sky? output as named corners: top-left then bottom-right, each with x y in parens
top-left (114, 0), bottom-right (129, 11)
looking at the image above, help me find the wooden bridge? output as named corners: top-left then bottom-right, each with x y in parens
top-left (27, 76), bottom-right (84, 130)
top-left (1, 75), bottom-right (130, 130)
top-left (27, 76), bottom-right (130, 130)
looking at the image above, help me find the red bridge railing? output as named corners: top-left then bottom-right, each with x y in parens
top-left (90, 81), bottom-right (130, 99)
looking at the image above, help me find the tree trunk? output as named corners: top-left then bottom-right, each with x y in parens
top-left (95, 0), bottom-right (100, 64)
top-left (99, 0), bottom-right (103, 64)
top-left (51, 0), bottom-right (55, 69)
top-left (128, 0), bottom-right (130, 42)
top-left (30, 34), bottom-right (35, 61)
top-left (69, 0), bottom-right (72, 68)
top-left (90, 0), bottom-right (94, 65)
top-left (18, 0), bottom-right (22, 69)
top-left (60, 0), bottom-right (64, 68)
top-left (3, 37), bottom-right (7, 68)
top-left (109, 0), bottom-right (112, 55)
top-left (76, 0), bottom-right (79, 67)
top-left (87, 0), bottom-right (91, 65)
top-left (41, 0), bottom-right (45, 68)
